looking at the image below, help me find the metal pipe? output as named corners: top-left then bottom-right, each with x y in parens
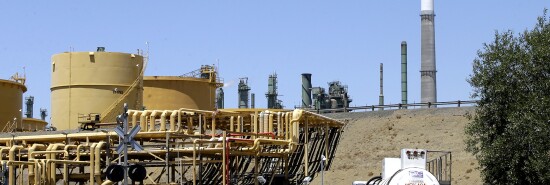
top-left (160, 110), bottom-right (169, 131)
top-left (8, 145), bottom-right (23, 185)
top-left (230, 116), bottom-right (234, 132)
top-left (259, 111), bottom-right (265, 138)
top-left (170, 110), bottom-right (177, 131)
top-left (268, 112), bottom-right (274, 134)
top-left (49, 143), bottom-right (65, 185)
top-left (139, 110), bottom-right (151, 132)
top-left (28, 144), bottom-right (46, 184)
top-left (90, 143), bottom-right (97, 185)
top-left (95, 142), bottom-right (106, 184)
top-left (149, 110), bottom-right (159, 132)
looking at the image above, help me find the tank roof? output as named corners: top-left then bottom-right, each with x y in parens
top-left (0, 79), bottom-right (27, 92)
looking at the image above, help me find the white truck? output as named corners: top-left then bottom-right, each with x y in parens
top-left (353, 149), bottom-right (441, 185)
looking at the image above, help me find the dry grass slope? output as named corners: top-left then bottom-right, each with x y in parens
top-left (313, 107), bottom-right (481, 185)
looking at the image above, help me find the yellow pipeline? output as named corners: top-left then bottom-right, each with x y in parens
top-left (149, 110), bottom-right (159, 132)
top-left (8, 145), bottom-right (23, 185)
top-left (49, 144), bottom-right (66, 185)
top-left (95, 142), bottom-right (106, 184)
top-left (90, 143), bottom-right (97, 185)
top-left (170, 110), bottom-right (178, 131)
top-left (28, 144), bottom-right (46, 185)
top-left (139, 110), bottom-right (151, 132)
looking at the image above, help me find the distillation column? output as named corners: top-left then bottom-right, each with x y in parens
top-left (420, 0), bottom-right (437, 105)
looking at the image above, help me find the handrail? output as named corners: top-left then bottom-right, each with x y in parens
top-left (301, 100), bottom-right (479, 113)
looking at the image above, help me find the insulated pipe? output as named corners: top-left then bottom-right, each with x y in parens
top-left (149, 110), bottom-right (159, 132)
top-left (8, 145), bottom-right (23, 185)
top-left (230, 116), bottom-right (234, 132)
top-left (90, 143), bottom-right (97, 185)
top-left (211, 113), bottom-right (217, 136)
top-left (259, 111), bottom-right (265, 138)
top-left (128, 110), bottom-right (138, 128)
top-left (63, 145), bottom-right (78, 185)
top-left (263, 111), bottom-right (270, 133)
top-left (277, 113), bottom-right (282, 138)
top-left (268, 113), bottom-right (274, 133)
top-left (94, 142), bottom-right (106, 184)
top-left (139, 110), bottom-right (152, 132)
top-left (101, 180), bottom-right (114, 185)
top-left (237, 116), bottom-right (242, 133)
top-left (160, 110), bottom-right (169, 131)
top-left (133, 111), bottom-right (141, 128)
top-left (28, 144), bottom-right (46, 183)
top-left (170, 110), bottom-right (178, 131)
top-left (49, 143), bottom-right (66, 185)
top-left (187, 117), bottom-right (194, 135)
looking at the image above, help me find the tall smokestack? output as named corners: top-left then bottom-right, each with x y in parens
top-left (379, 63), bottom-right (384, 111)
top-left (301, 73), bottom-right (312, 108)
top-left (401, 41), bottom-right (408, 108)
top-left (420, 0), bottom-right (437, 106)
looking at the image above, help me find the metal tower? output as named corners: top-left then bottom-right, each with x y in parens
top-left (238, 78), bottom-right (251, 108)
top-left (266, 73), bottom-right (282, 109)
top-left (25, 96), bottom-right (34, 118)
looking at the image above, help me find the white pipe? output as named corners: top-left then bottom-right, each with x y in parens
top-left (259, 111), bottom-right (265, 138)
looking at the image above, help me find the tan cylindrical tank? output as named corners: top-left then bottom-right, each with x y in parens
top-left (0, 79), bottom-right (26, 131)
top-left (51, 51), bottom-right (144, 130)
top-left (21, 118), bottom-right (48, 131)
top-left (143, 76), bottom-right (220, 110)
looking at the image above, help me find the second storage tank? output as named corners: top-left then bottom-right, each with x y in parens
top-left (143, 66), bottom-right (222, 110)
top-left (50, 50), bottom-right (144, 130)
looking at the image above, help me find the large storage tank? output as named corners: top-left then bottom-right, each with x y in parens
top-left (51, 50), bottom-right (144, 130)
top-left (143, 66), bottom-right (222, 110)
top-left (21, 118), bottom-right (48, 131)
top-left (0, 79), bottom-right (26, 131)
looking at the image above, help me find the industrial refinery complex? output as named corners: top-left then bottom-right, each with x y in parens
top-left (0, 0), bottom-right (478, 185)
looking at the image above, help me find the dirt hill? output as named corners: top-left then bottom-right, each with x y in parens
top-left (312, 107), bottom-right (481, 185)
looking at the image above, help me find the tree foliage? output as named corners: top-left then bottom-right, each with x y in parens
top-left (466, 9), bottom-right (550, 184)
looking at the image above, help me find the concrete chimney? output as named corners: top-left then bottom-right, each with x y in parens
top-left (420, 0), bottom-right (437, 106)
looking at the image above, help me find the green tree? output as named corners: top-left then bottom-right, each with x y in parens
top-left (466, 10), bottom-right (550, 184)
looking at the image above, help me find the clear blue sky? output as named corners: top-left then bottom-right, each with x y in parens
top-left (1, 1), bottom-right (548, 120)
